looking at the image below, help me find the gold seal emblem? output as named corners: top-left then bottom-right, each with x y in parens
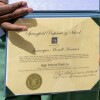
top-left (26, 73), bottom-right (42, 90)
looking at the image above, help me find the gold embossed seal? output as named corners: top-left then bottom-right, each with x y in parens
top-left (26, 73), bottom-right (42, 90)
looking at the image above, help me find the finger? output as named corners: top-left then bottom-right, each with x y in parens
top-left (1, 22), bottom-right (28, 31)
top-left (0, 2), bottom-right (6, 5)
top-left (0, 1), bottom-right (28, 15)
top-left (0, 7), bottom-right (33, 23)
top-left (0, 0), bottom-right (8, 4)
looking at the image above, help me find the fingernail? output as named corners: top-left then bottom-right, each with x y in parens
top-left (28, 8), bottom-right (33, 13)
top-left (21, 2), bottom-right (27, 7)
top-left (21, 27), bottom-right (28, 31)
top-left (19, 26), bottom-right (28, 31)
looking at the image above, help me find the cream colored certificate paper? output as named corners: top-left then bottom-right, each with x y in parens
top-left (6, 18), bottom-right (99, 96)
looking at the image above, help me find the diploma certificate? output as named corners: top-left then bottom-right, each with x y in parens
top-left (5, 18), bottom-right (99, 96)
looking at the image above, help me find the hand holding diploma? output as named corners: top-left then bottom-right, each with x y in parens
top-left (0, 1), bottom-right (33, 31)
